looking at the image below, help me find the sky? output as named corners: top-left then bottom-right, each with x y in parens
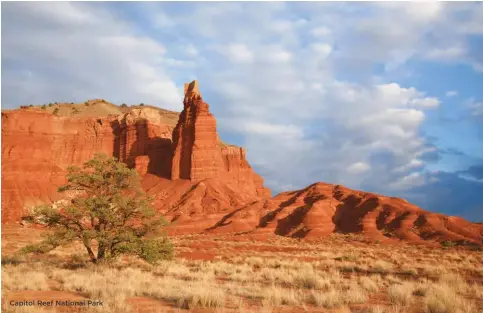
top-left (1, 2), bottom-right (482, 221)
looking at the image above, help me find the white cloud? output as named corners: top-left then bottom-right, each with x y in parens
top-left (310, 43), bottom-right (332, 59)
top-left (389, 172), bottom-right (426, 190)
top-left (347, 162), bottom-right (371, 174)
top-left (219, 44), bottom-right (254, 64)
top-left (467, 98), bottom-right (483, 117)
top-left (223, 120), bottom-right (303, 138)
top-left (311, 26), bottom-right (331, 37)
top-left (425, 46), bottom-right (466, 61)
top-left (445, 90), bottom-right (458, 97)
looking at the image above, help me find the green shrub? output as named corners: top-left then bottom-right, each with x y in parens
top-left (441, 241), bottom-right (456, 247)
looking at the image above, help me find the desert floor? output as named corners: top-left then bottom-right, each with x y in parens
top-left (2, 225), bottom-right (483, 313)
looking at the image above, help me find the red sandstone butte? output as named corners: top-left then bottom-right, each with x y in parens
top-left (1, 82), bottom-right (482, 245)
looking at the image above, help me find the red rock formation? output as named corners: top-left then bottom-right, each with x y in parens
top-left (171, 81), bottom-right (225, 181)
top-left (1, 92), bottom-right (270, 223)
top-left (1, 106), bottom-right (177, 221)
top-left (2, 84), bottom-right (481, 246)
top-left (206, 182), bottom-right (483, 245)
top-left (135, 156), bottom-right (150, 176)
top-left (170, 81), bottom-right (270, 198)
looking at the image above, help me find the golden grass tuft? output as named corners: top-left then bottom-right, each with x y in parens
top-left (309, 289), bottom-right (344, 308)
top-left (387, 282), bottom-right (414, 305)
top-left (423, 284), bottom-right (475, 313)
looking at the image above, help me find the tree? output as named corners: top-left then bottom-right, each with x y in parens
top-left (21, 153), bottom-right (173, 264)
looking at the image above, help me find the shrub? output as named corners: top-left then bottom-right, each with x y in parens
top-left (1, 254), bottom-right (23, 265)
top-left (441, 241), bottom-right (456, 248)
top-left (53, 108), bottom-right (59, 115)
top-left (310, 290), bottom-right (343, 308)
top-left (388, 283), bottom-right (414, 304)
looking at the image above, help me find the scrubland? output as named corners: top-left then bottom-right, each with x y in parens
top-left (2, 226), bottom-right (482, 313)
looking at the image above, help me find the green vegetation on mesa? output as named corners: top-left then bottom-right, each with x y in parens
top-left (21, 153), bottom-right (173, 264)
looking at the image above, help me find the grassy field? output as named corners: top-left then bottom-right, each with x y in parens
top-left (2, 225), bottom-right (482, 313)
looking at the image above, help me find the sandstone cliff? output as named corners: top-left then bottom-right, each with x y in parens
top-left (1, 91), bottom-right (269, 222)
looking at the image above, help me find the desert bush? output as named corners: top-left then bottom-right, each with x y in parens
top-left (1, 254), bottom-right (23, 265)
top-left (309, 289), bottom-right (343, 308)
top-left (292, 264), bottom-right (324, 289)
top-left (359, 276), bottom-right (379, 292)
top-left (387, 282), bottom-right (414, 304)
top-left (423, 284), bottom-right (474, 313)
top-left (263, 286), bottom-right (303, 306)
top-left (2, 265), bottom-right (49, 291)
top-left (20, 153), bottom-right (173, 265)
top-left (344, 283), bottom-right (368, 304)
top-left (370, 260), bottom-right (393, 273)
top-left (52, 108), bottom-right (59, 115)
top-left (441, 241), bottom-right (456, 247)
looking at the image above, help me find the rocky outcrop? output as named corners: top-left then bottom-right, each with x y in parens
top-left (1, 90), bottom-right (270, 223)
top-left (1, 106), bottom-right (179, 221)
top-left (170, 81), bottom-right (270, 198)
top-left (205, 182), bottom-right (483, 245)
top-left (171, 81), bottom-right (225, 181)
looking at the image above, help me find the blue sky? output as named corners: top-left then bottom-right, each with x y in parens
top-left (2, 2), bottom-right (482, 221)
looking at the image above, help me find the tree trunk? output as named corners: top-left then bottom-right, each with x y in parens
top-left (82, 240), bottom-right (97, 263)
top-left (85, 245), bottom-right (97, 263)
top-left (97, 243), bottom-right (105, 261)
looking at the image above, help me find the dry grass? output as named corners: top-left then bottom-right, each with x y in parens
top-left (310, 289), bottom-right (344, 308)
top-left (423, 283), bottom-right (475, 313)
top-left (359, 275), bottom-right (380, 292)
top-left (387, 282), bottom-right (414, 305)
top-left (262, 285), bottom-right (303, 306)
top-left (2, 264), bottom-right (50, 291)
top-left (2, 227), bottom-right (483, 313)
